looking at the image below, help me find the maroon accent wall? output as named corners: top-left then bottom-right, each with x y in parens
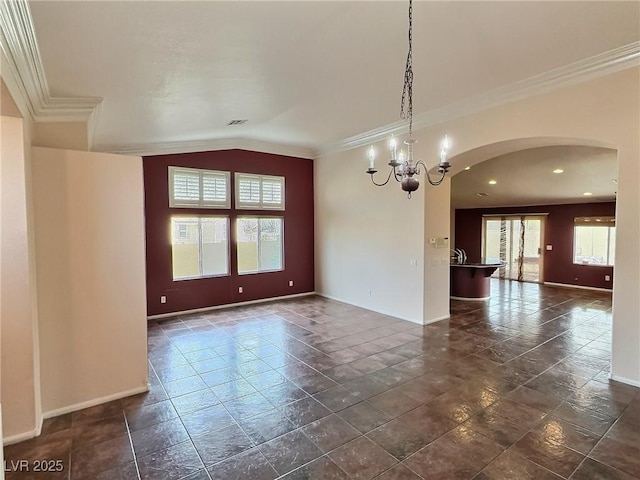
top-left (454, 202), bottom-right (615, 290)
top-left (143, 149), bottom-right (314, 316)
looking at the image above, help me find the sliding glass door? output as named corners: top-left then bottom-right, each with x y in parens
top-left (483, 215), bottom-right (545, 282)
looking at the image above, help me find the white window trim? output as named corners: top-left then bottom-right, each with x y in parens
top-left (171, 216), bottom-right (231, 280)
top-left (169, 166), bottom-right (231, 209)
top-left (237, 216), bottom-right (284, 275)
top-left (235, 173), bottom-right (285, 210)
top-left (573, 222), bottom-right (615, 267)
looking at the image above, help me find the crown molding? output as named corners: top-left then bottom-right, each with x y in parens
top-left (0, 0), bottom-right (102, 122)
top-left (95, 137), bottom-right (316, 160)
top-left (318, 41), bottom-right (640, 157)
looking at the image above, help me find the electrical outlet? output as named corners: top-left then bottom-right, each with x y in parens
top-left (605, 275), bottom-right (611, 281)
top-left (160, 295), bottom-right (167, 304)
top-left (238, 286), bottom-right (243, 293)
top-left (289, 280), bottom-right (294, 287)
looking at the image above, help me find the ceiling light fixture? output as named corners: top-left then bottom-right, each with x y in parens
top-left (488, 180), bottom-right (497, 185)
top-left (464, 166), bottom-right (471, 171)
top-left (583, 192), bottom-right (593, 196)
top-left (366, 0), bottom-right (451, 198)
top-left (553, 169), bottom-right (564, 174)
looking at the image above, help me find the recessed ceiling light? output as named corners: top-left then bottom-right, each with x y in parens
top-left (553, 169), bottom-right (564, 174)
top-left (464, 166), bottom-right (471, 171)
top-left (477, 192), bottom-right (489, 197)
top-left (488, 180), bottom-right (497, 185)
top-left (583, 192), bottom-right (593, 196)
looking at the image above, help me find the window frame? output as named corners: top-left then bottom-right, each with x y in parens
top-left (170, 215), bottom-right (231, 281)
top-left (169, 166), bottom-right (231, 209)
top-left (236, 216), bottom-right (285, 275)
top-left (235, 173), bottom-right (285, 210)
top-left (572, 217), bottom-right (615, 267)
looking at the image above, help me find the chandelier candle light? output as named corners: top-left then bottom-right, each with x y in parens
top-left (366, 0), bottom-right (452, 198)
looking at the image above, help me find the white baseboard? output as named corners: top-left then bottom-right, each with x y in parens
top-left (609, 373), bottom-right (640, 388)
top-left (543, 281), bottom-right (613, 293)
top-left (2, 427), bottom-right (42, 447)
top-left (148, 292), bottom-right (316, 320)
top-left (316, 292), bottom-right (425, 325)
top-left (41, 384), bottom-right (150, 420)
top-left (3, 384), bottom-right (148, 446)
top-left (2, 407), bottom-right (43, 447)
top-left (450, 295), bottom-right (490, 301)
top-left (424, 314), bottom-right (451, 325)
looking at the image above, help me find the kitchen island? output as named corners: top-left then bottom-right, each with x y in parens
top-left (450, 262), bottom-right (503, 300)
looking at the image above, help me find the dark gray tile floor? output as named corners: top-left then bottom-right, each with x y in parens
top-left (4, 280), bottom-right (639, 479)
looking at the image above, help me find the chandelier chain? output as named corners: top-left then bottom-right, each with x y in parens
top-left (400, 0), bottom-right (413, 136)
top-left (365, 0), bottom-right (451, 197)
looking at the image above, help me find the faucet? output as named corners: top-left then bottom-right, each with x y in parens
top-left (451, 248), bottom-right (467, 264)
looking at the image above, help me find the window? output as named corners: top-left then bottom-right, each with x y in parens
top-left (171, 216), bottom-right (229, 280)
top-left (237, 217), bottom-right (283, 274)
top-left (169, 166), bottom-right (230, 208)
top-left (573, 217), bottom-right (615, 266)
top-left (236, 173), bottom-right (285, 210)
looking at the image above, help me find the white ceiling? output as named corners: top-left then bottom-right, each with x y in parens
top-left (28, 1), bottom-right (640, 155)
top-left (451, 146), bottom-right (618, 209)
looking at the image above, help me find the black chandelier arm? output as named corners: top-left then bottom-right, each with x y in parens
top-left (415, 160), bottom-right (448, 186)
top-left (368, 166), bottom-right (404, 186)
top-left (368, 168), bottom-right (395, 187)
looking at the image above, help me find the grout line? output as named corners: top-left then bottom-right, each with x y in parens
top-left (122, 407), bottom-right (143, 480)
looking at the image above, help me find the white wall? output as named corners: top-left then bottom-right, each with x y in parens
top-left (314, 148), bottom-right (426, 323)
top-left (315, 67), bottom-right (640, 385)
top-left (1, 115), bottom-right (40, 440)
top-left (423, 178), bottom-right (452, 323)
top-left (32, 147), bottom-right (148, 415)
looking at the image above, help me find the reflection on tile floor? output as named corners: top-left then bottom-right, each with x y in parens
top-left (5, 280), bottom-right (640, 479)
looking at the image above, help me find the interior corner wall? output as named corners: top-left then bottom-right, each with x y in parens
top-left (1, 115), bottom-right (39, 441)
top-left (314, 149), bottom-right (425, 323)
top-left (423, 178), bottom-right (452, 323)
top-left (32, 147), bottom-right (148, 415)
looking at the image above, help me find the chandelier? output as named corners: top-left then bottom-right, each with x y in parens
top-left (366, 0), bottom-right (451, 198)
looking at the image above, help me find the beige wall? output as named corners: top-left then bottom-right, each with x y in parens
top-left (32, 147), bottom-right (148, 415)
top-left (1, 79), bottom-right (21, 118)
top-left (1, 115), bottom-right (40, 440)
top-left (315, 67), bottom-right (640, 385)
top-left (33, 121), bottom-right (90, 152)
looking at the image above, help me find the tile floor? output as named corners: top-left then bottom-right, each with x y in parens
top-left (4, 280), bottom-right (639, 479)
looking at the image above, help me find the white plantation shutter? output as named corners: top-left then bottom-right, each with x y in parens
top-left (171, 169), bottom-right (200, 205)
top-left (236, 173), bottom-right (285, 210)
top-left (169, 167), bottom-right (230, 208)
top-left (237, 175), bottom-right (261, 205)
top-left (262, 178), bottom-right (283, 206)
top-left (202, 171), bottom-right (229, 205)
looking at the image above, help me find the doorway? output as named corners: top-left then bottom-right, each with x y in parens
top-left (482, 215), bottom-right (545, 282)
